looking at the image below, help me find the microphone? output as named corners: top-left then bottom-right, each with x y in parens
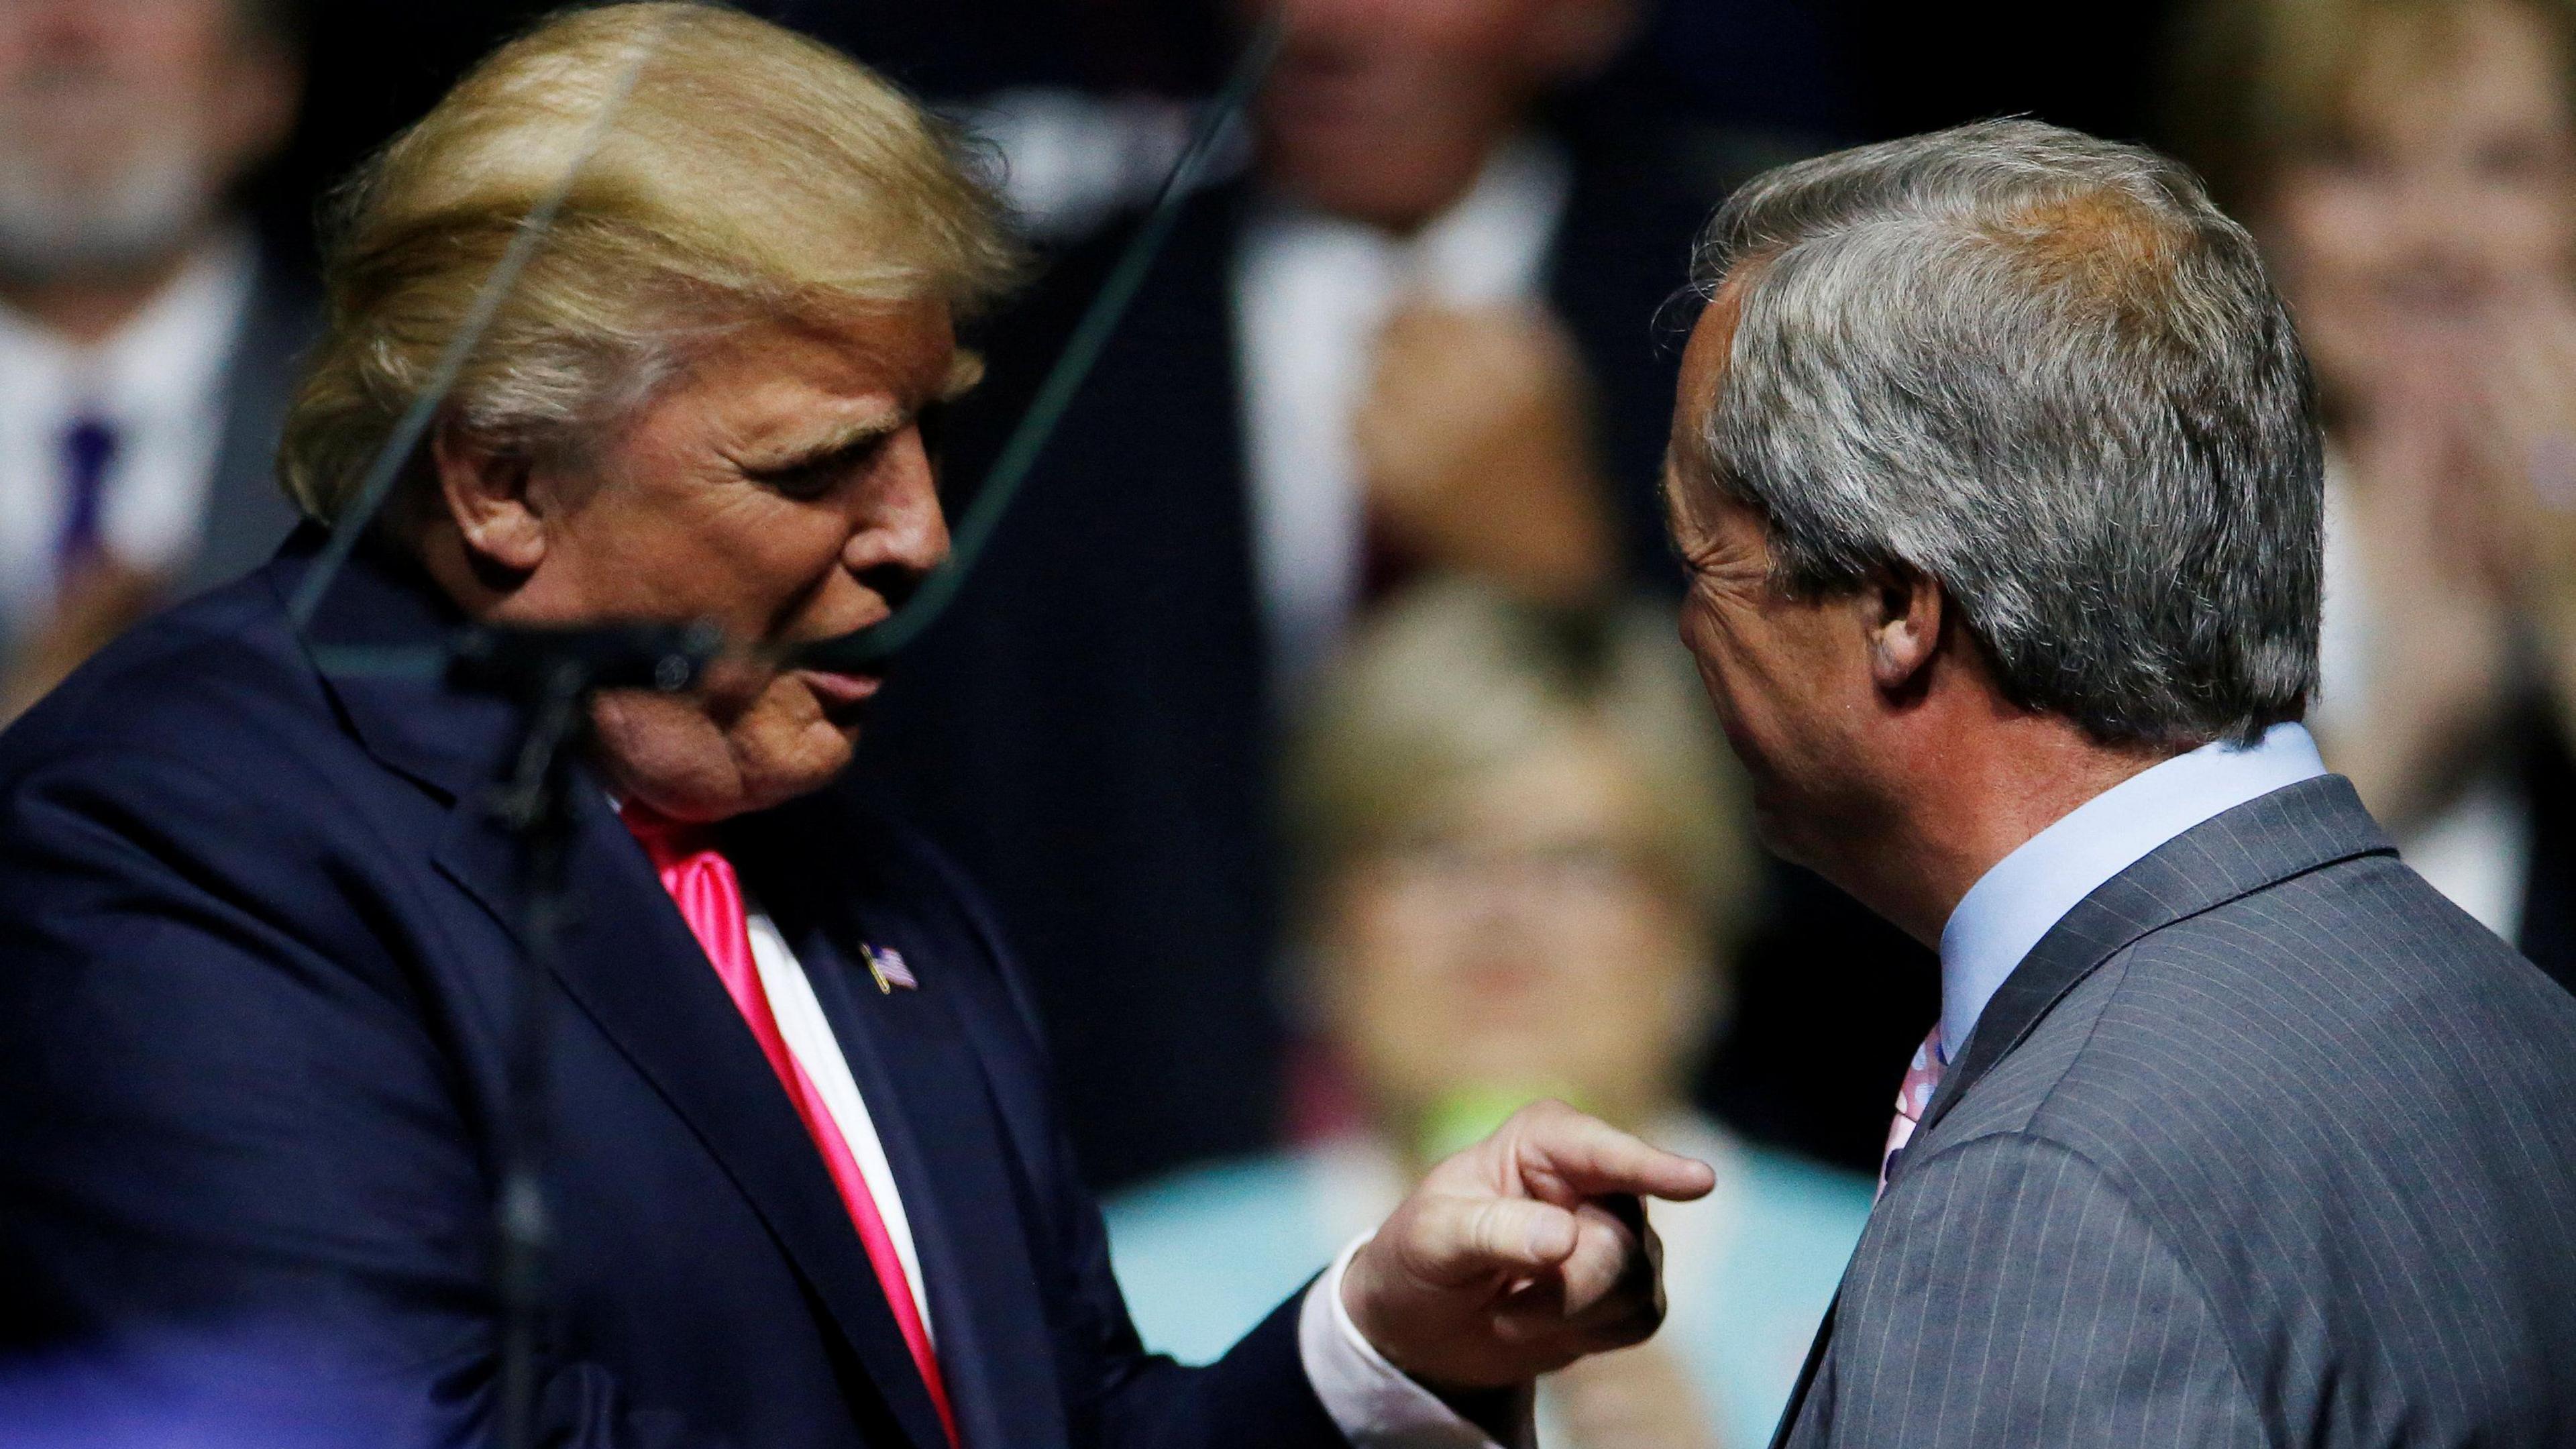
top-left (445, 619), bottom-right (728, 700)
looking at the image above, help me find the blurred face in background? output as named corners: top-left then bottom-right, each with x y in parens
top-left (1317, 725), bottom-right (1715, 1152)
top-left (2264, 0), bottom-right (2576, 409)
top-left (0, 0), bottom-right (295, 284)
top-left (1249, 0), bottom-right (1636, 231)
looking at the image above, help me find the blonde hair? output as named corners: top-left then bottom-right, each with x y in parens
top-left (2166, 0), bottom-right (2576, 211)
top-left (278, 1), bottom-right (1021, 521)
top-left (1286, 578), bottom-right (1758, 941)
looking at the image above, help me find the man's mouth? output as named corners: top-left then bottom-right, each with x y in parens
top-left (795, 667), bottom-right (881, 722)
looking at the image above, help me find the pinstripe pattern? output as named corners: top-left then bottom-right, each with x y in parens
top-left (1777, 777), bottom-right (2576, 1448)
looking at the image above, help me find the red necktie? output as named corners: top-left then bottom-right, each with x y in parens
top-left (619, 803), bottom-right (961, 1448)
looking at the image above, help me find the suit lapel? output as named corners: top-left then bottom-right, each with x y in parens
top-left (1766, 1294), bottom-right (1836, 1449)
top-left (290, 539), bottom-right (1040, 1448)
top-left (741, 809), bottom-right (1070, 1449)
top-left (1910, 774), bottom-right (2395, 1144)
top-left (282, 529), bottom-right (961, 1448)
top-left (1772, 774), bottom-right (2396, 1442)
top-left (431, 786), bottom-right (957, 1449)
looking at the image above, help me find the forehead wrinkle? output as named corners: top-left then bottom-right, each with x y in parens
top-left (1671, 276), bottom-right (1745, 488)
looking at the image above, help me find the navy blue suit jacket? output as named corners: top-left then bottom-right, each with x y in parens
top-left (0, 532), bottom-right (1347, 1449)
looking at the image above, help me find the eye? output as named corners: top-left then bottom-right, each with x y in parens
top-left (2474, 133), bottom-right (2562, 182)
top-left (755, 460), bottom-right (843, 501)
top-left (751, 435), bottom-right (890, 501)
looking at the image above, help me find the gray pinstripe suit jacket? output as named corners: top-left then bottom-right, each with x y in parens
top-left (1774, 774), bottom-right (2576, 1447)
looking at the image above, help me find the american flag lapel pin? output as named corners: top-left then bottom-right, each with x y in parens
top-left (865, 943), bottom-right (917, 994)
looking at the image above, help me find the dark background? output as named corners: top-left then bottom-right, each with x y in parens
top-left (254, 2), bottom-right (2178, 262)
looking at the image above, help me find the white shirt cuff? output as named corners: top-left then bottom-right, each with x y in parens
top-left (1296, 1234), bottom-right (1536, 1449)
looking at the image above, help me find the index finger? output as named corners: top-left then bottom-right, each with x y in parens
top-left (1503, 1100), bottom-right (1717, 1206)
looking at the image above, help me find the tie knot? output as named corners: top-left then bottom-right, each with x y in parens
top-left (64, 415), bottom-right (117, 470)
top-left (616, 800), bottom-right (719, 869)
top-left (1896, 1026), bottom-right (1947, 1125)
top-left (56, 413), bottom-right (120, 568)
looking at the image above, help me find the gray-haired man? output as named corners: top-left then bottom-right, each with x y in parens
top-left (1664, 119), bottom-right (2576, 1445)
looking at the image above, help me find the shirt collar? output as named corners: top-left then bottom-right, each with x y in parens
top-left (1244, 131), bottom-right (1570, 307)
top-left (0, 228), bottom-right (253, 415)
top-left (1936, 720), bottom-right (2328, 1059)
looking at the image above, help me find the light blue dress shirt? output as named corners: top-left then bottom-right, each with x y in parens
top-left (1937, 721), bottom-right (2329, 1059)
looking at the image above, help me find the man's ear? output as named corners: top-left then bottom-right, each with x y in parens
top-left (1864, 564), bottom-right (1943, 696)
top-left (431, 420), bottom-right (545, 574)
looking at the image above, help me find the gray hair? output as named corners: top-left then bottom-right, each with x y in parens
top-left (1685, 118), bottom-right (2322, 748)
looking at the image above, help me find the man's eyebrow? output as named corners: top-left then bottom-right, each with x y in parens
top-left (809, 412), bottom-right (904, 453)
top-left (746, 354), bottom-right (986, 472)
top-left (749, 411), bottom-right (904, 472)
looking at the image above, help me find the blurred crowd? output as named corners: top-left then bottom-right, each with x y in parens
top-left (8, 0), bottom-right (2576, 1442)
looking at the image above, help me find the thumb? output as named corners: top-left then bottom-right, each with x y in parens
top-left (1399, 1193), bottom-right (1582, 1287)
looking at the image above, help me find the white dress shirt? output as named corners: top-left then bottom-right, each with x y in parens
top-left (743, 903), bottom-right (937, 1338)
top-left (0, 231), bottom-right (254, 627)
top-left (1232, 138), bottom-right (1572, 683)
top-left (1937, 722), bottom-right (2330, 1057)
top-left (737, 904), bottom-right (1503, 1444)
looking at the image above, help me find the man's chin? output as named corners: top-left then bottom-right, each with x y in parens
top-left (591, 693), bottom-right (854, 822)
top-left (615, 755), bottom-right (849, 822)
top-left (710, 731), bottom-right (857, 819)
top-left (1748, 796), bottom-right (1801, 862)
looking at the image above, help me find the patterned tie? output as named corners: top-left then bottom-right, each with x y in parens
top-left (55, 415), bottom-right (118, 576)
top-left (619, 803), bottom-right (961, 1448)
top-left (1878, 1027), bottom-right (1946, 1198)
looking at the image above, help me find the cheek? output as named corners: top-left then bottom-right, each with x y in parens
top-left (1677, 601), bottom-right (1735, 696)
top-left (1340, 881), bottom-right (1470, 981)
top-left (697, 509), bottom-right (853, 638)
top-left (574, 476), bottom-right (845, 637)
top-left (729, 674), bottom-right (858, 764)
top-left (2463, 184), bottom-right (2576, 270)
top-left (1681, 601), bottom-right (1778, 747)
top-left (1413, 0), bottom-right (1537, 62)
top-left (2273, 176), bottom-right (2399, 281)
top-left (1322, 891), bottom-right (1470, 1079)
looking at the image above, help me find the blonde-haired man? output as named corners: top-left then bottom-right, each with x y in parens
top-left (0, 7), bottom-right (1708, 1448)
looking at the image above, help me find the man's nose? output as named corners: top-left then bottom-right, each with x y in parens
top-left (844, 425), bottom-right (951, 589)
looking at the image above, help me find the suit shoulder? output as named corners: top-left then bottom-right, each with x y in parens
top-left (0, 570), bottom-right (324, 790)
top-left (1921, 851), bottom-right (2576, 1344)
top-left (1951, 850), bottom-right (2576, 1151)
top-left (2074, 851), bottom-right (2576, 1108)
top-left (1904, 859), bottom-right (2576, 1444)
